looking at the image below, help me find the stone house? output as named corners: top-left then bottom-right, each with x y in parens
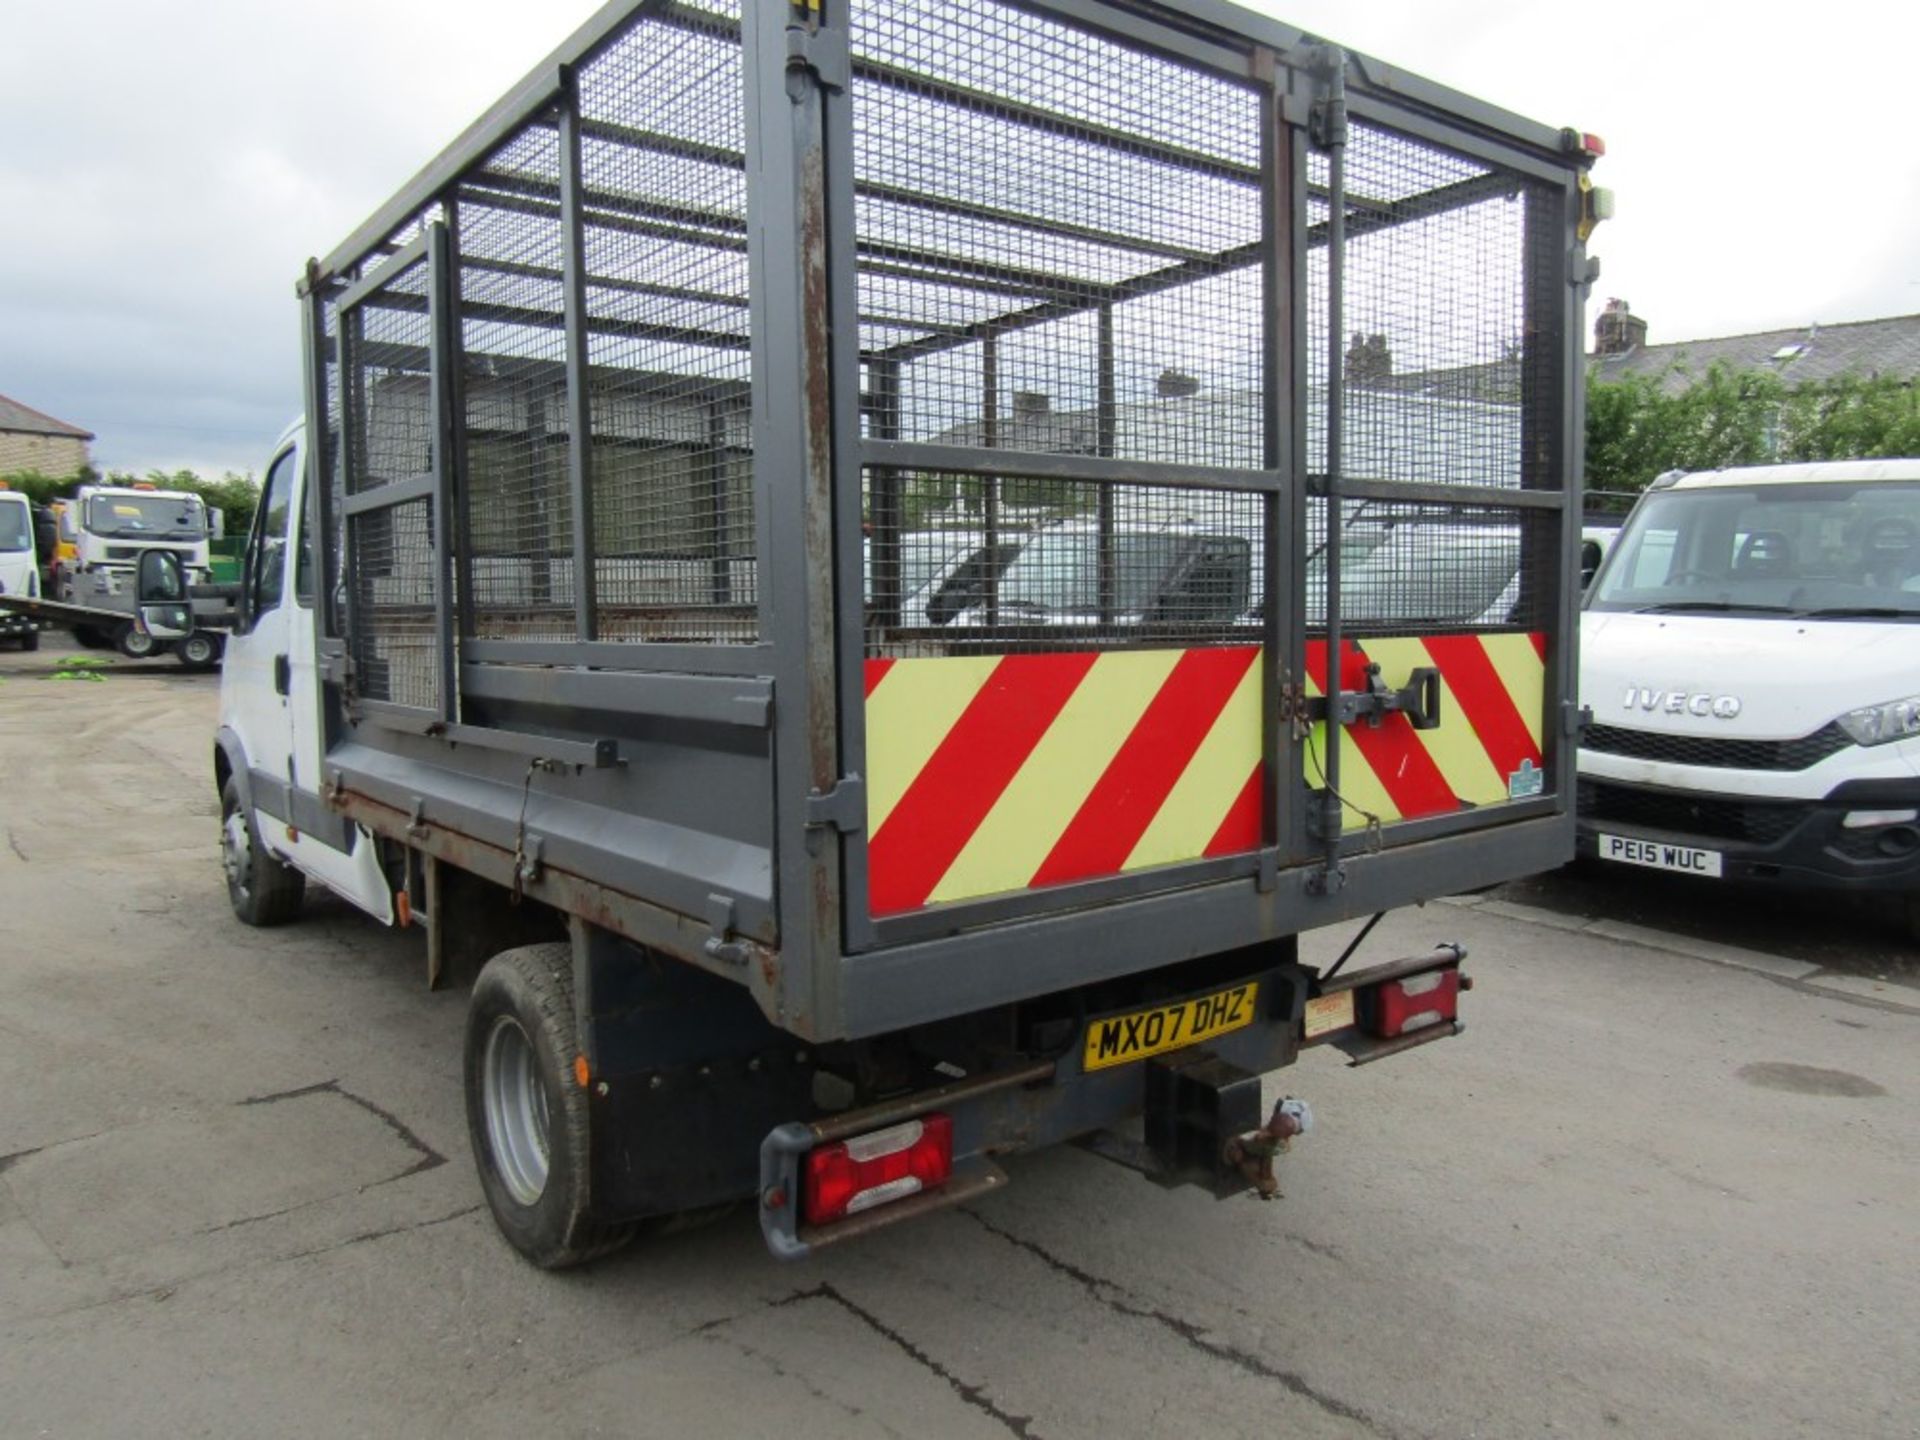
top-left (0, 392), bottom-right (94, 476)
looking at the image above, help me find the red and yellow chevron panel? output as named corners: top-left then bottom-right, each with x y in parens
top-left (864, 633), bottom-right (1544, 917)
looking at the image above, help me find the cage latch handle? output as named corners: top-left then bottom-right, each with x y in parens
top-left (1319, 663), bottom-right (1442, 731)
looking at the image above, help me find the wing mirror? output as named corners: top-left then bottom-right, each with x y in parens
top-left (135, 550), bottom-right (192, 641)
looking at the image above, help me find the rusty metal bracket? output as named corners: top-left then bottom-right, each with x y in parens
top-left (513, 833), bottom-right (544, 890)
top-left (785, 23), bottom-right (848, 96)
top-left (1277, 675), bottom-right (1313, 743)
top-left (704, 893), bottom-right (750, 968)
top-left (804, 774), bottom-right (865, 834)
top-left (1304, 859), bottom-right (1347, 896)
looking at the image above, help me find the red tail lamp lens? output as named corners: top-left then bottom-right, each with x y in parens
top-left (1366, 969), bottom-right (1461, 1038)
top-left (803, 1113), bottom-right (954, 1226)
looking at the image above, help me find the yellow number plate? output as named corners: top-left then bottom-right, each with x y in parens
top-left (1082, 983), bottom-right (1260, 1072)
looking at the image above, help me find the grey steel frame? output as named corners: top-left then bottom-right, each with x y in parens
top-left (293, 0), bottom-right (1593, 1042)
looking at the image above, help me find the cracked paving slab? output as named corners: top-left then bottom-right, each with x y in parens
top-left (5, 1083), bottom-right (441, 1265)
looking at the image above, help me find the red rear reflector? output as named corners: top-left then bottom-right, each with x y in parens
top-left (1581, 132), bottom-right (1606, 157)
top-left (803, 1113), bottom-right (954, 1226)
top-left (1366, 969), bottom-right (1461, 1038)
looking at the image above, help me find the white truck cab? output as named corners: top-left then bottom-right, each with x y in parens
top-left (1578, 459), bottom-right (1920, 938)
top-left (208, 423), bottom-right (391, 926)
top-left (61, 483), bottom-right (214, 599)
top-left (0, 488), bottom-right (42, 650)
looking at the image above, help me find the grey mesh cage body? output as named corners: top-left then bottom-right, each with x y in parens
top-left (296, 0), bottom-right (1593, 1041)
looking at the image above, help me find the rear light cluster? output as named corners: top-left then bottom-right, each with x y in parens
top-left (1365, 969), bottom-right (1461, 1039)
top-left (803, 1113), bottom-right (953, 1226)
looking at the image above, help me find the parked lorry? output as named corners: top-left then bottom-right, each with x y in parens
top-left (53, 481), bottom-right (222, 662)
top-left (1579, 459), bottom-right (1920, 940)
top-left (0, 485), bottom-right (43, 651)
top-left (136, 0), bottom-right (1603, 1266)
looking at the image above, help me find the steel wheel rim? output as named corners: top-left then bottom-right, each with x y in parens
top-left (123, 629), bottom-right (156, 657)
top-left (483, 1015), bottom-right (551, 1206)
top-left (222, 810), bottom-right (251, 894)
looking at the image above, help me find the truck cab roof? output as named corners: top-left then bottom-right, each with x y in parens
top-left (1656, 458), bottom-right (1920, 491)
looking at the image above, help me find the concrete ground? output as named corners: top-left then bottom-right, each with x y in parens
top-left (2, 630), bottom-right (1915, 1440)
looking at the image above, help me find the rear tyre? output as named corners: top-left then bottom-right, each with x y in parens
top-left (115, 621), bottom-right (158, 660)
top-left (16, 629), bottom-right (37, 652)
top-left (220, 776), bottom-right (304, 926)
top-left (465, 942), bottom-right (635, 1269)
top-left (73, 624), bottom-right (112, 649)
top-left (176, 632), bottom-right (220, 668)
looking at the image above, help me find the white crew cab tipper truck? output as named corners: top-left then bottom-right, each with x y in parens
top-left (132, 0), bottom-right (1605, 1266)
top-left (1579, 459), bottom-right (1920, 939)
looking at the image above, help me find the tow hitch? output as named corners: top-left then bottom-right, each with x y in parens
top-left (1076, 1050), bottom-right (1314, 1201)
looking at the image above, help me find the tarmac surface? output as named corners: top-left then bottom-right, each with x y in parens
top-left (2, 632), bottom-right (1915, 1439)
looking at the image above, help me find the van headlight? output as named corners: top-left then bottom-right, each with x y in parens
top-left (1837, 695), bottom-right (1920, 746)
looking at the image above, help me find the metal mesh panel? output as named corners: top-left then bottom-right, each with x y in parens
top-left (576, 0), bottom-right (757, 642)
top-left (349, 497), bottom-right (440, 709)
top-left (1305, 496), bottom-right (1548, 633)
top-left (343, 258), bottom-right (433, 496)
top-left (458, 128), bottom-right (576, 640)
top-left (340, 253), bottom-right (443, 707)
top-left (863, 467), bottom-right (1265, 657)
top-left (849, 0), bottom-right (1267, 466)
top-left (1305, 121), bottom-right (1549, 488)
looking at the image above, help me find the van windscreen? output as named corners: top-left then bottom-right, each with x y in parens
top-left (1589, 482), bottom-right (1920, 618)
top-left (0, 501), bottom-right (30, 553)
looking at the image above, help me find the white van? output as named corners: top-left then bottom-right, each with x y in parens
top-left (0, 488), bottom-right (42, 651)
top-left (1578, 459), bottom-right (1920, 939)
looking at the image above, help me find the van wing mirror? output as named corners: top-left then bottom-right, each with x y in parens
top-left (135, 550), bottom-right (192, 641)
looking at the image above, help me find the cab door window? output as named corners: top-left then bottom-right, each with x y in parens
top-left (249, 449), bottom-right (297, 618)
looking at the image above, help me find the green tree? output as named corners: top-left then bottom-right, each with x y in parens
top-left (0, 471), bottom-right (75, 507)
top-left (1585, 362), bottom-right (1918, 497)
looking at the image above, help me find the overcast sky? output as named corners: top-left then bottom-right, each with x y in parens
top-left (2, 0), bottom-right (1915, 478)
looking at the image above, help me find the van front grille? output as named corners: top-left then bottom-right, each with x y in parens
top-left (1582, 722), bottom-right (1851, 772)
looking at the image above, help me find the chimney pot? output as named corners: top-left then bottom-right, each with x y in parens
top-left (1594, 299), bottom-right (1647, 355)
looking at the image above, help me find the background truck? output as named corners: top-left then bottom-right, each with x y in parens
top-left (57, 482), bottom-right (217, 658)
top-left (142, 0), bottom-right (1601, 1266)
top-left (1579, 459), bottom-right (1920, 940)
top-left (0, 486), bottom-right (43, 650)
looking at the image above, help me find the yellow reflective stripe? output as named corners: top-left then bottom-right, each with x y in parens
top-left (1363, 636), bottom-right (1507, 806)
top-left (927, 649), bottom-right (1179, 904)
top-left (1478, 633), bottom-right (1546, 750)
top-left (1123, 651), bottom-right (1264, 871)
top-left (865, 655), bottom-right (1001, 841)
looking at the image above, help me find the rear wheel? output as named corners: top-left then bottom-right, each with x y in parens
top-left (16, 629), bottom-right (37, 652)
top-left (115, 621), bottom-right (158, 660)
top-left (176, 631), bottom-right (220, 668)
top-left (220, 776), bottom-right (304, 925)
top-left (72, 624), bottom-right (112, 649)
top-left (465, 942), bottom-right (635, 1269)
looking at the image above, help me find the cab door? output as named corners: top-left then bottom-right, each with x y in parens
top-left (227, 437), bottom-right (391, 921)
